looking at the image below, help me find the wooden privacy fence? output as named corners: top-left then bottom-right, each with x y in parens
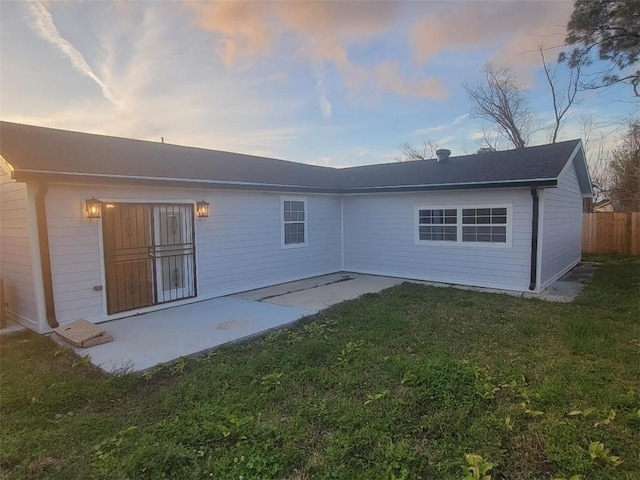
top-left (582, 212), bottom-right (640, 255)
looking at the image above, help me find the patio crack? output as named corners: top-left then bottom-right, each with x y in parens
top-left (257, 275), bottom-right (356, 301)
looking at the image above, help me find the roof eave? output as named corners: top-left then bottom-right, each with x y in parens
top-left (11, 170), bottom-right (341, 194)
top-left (341, 179), bottom-right (558, 194)
top-left (12, 170), bottom-right (558, 194)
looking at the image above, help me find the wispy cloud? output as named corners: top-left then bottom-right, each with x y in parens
top-left (316, 66), bottom-right (332, 120)
top-left (184, 1), bottom-right (445, 100)
top-left (23, 1), bottom-right (120, 106)
top-left (414, 114), bottom-right (470, 136)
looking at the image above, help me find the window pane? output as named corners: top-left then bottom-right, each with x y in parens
top-left (492, 208), bottom-right (507, 216)
top-left (493, 216), bottom-right (507, 224)
top-left (284, 221), bottom-right (305, 245)
top-left (477, 216), bottom-right (491, 224)
top-left (420, 224), bottom-right (456, 241)
top-left (419, 226), bottom-right (430, 240)
top-left (462, 209), bottom-right (475, 216)
top-left (462, 226), bottom-right (477, 242)
top-left (492, 234), bottom-right (506, 243)
top-left (461, 224), bottom-right (508, 243)
top-left (419, 209), bottom-right (431, 224)
top-left (477, 208), bottom-right (490, 216)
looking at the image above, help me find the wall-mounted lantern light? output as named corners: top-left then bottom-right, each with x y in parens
top-left (196, 200), bottom-right (210, 218)
top-left (85, 197), bottom-right (102, 219)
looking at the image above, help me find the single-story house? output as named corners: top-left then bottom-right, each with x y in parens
top-left (0, 121), bottom-right (592, 333)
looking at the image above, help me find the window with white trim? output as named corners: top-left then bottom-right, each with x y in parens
top-left (282, 198), bottom-right (307, 247)
top-left (418, 209), bottom-right (458, 241)
top-left (415, 204), bottom-right (511, 246)
top-left (462, 207), bottom-right (507, 243)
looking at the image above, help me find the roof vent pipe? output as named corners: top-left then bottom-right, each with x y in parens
top-left (436, 149), bottom-right (451, 162)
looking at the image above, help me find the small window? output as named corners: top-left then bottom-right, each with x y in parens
top-left (282, 198), bottom-right (307, 247)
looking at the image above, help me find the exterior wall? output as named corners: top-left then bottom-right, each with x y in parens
top-left (540, 161), bottom-right (583, 287)
top-left (44, 183), bottom-right (342, 325)
top-left (342, 188), bottom-right (534, 291)
top-left (0, 167), bottom-right (41, 329)
top-left (7, 176), bottom-right (581, 331)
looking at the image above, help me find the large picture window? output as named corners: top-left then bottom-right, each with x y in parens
top-left (282, 197), bottom-right (307, 247)
top-left (415, 204), bottom-right (511, 247)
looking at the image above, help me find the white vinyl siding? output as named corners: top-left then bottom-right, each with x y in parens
top-left (540, 161), bottom-right (583, 287)
top-left (43, 185), bottom-right (341, 324)
top-left (8, 170), bottom-right (585, 330)
top-left (345, 189), bottom-right (533, 292)
top-left (0, 166), bottom-right (40, 329)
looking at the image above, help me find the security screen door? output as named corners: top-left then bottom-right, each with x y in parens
top-left (102, 203), bottom-right (196, 315)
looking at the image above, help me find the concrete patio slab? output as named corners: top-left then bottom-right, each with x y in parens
top-left (66, 297), bottom-right (313, 373)
top-left (56, 265), bottom-right (594, 374)
top-left (232, 273), bottom-right (404, 312)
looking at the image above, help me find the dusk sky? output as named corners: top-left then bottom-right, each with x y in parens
top-left (1, 1), bottom-right (637, 169)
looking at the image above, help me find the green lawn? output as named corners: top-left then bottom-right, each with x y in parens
top-left (1, 256), bottom-right (639, 479)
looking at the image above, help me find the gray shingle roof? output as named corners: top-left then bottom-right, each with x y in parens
top-left (0, 121), bottom-right (584, 193)
top-left (338, 140), bottom-right (581, 191)
top-left (0, 122), bottom-right (339, 191)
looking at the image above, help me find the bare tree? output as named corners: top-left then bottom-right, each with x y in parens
top-left (397, 139), bottom-right (439, 161)
top-left (539, 46), bottom-right (581, 144)
top-left (464, 64), bottom-right (535, 149)
top-left (608, 119), bottom-right (640, 211)
top-left (580, 115), bottom-right (611, 208)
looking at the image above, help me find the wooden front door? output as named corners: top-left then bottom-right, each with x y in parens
top-left (102, 203), bottom-right (196, 315)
